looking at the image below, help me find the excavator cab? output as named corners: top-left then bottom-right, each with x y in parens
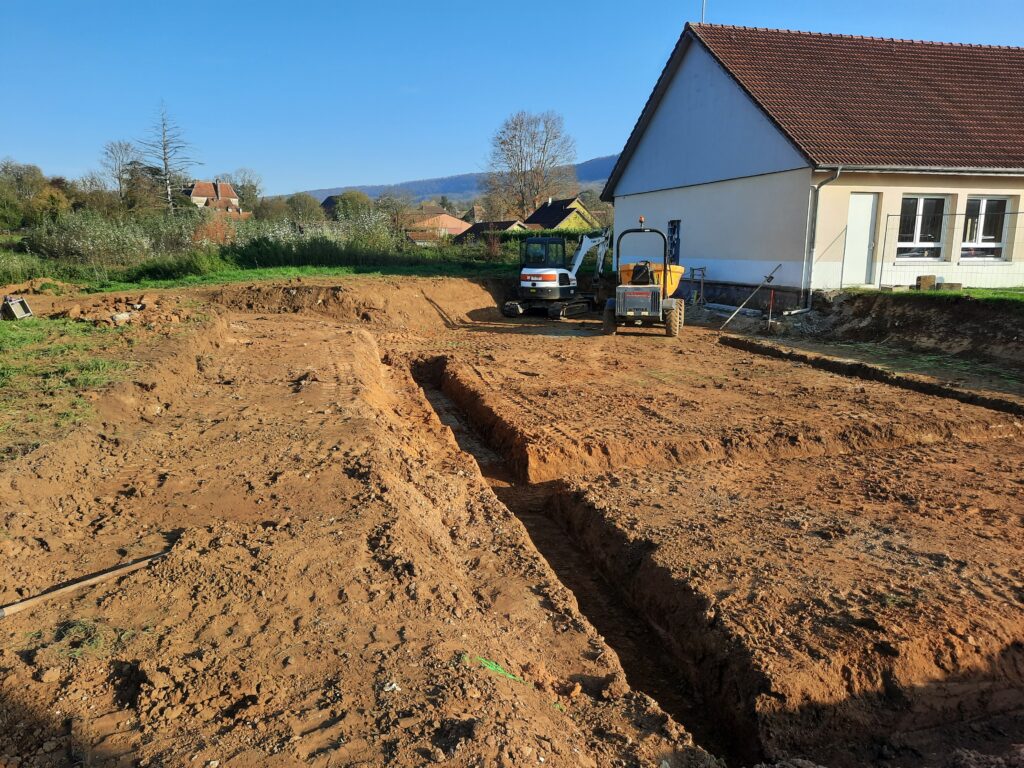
top-left (521, 237), bottom-right (568, 270)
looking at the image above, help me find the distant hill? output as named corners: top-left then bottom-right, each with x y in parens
top-left (301, 154), bottom-right (619, 203)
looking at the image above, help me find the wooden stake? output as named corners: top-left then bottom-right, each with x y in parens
top-left (0, 551), bottom-right (168, 619)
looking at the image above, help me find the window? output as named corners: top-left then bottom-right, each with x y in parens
top-left (522, 240), bottom-right (566, 268)
top-left (897, 196), bottom-right (947, 259)
top-left (961, 197), bottom-right (1009, 259)
top-left (667, 220), bottom-right (681, 265)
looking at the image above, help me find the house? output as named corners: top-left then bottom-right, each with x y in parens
top-left (602, 23), bottom-right (1024, 307)
top-left (453, 220), bottom-right (527, 244)
top-left (404, 209), bottom-right (471, 245)
top-left (524, 197), bottom-right (600, 231)
top-left (184, 180), bottom-right (251, 219)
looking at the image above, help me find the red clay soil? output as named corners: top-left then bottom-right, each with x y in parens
top-left (1, 276), bottom-right (1022, 768)
top-left (0, 281), bottom-right (716, 768)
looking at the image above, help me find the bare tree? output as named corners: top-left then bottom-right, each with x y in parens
top-left (485, 111), bottom-right (577, 220)
top-left (100, 140), bottom-right (140, 204)
top-left (138, 104), bottom-right (196, 211)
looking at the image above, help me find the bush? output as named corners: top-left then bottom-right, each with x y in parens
top-left (24, 211), bottom-right (153, 266)
top-left (119, 248), bottom-right (234, 282)
top-left (4, 205), bottom-right (521, 288)
top-left (0, 249), bottom-right (48, 285)
top-left (140, 209), bottom-right (207, 253)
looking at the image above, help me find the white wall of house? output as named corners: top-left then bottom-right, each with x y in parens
top-left (814, 172), bottom-right (1024, 289)
top-left (611, 39), bottom-right (812, 290)
top-left (614, 168), bottom-right (812, 289)
top-left (614, 42), bottom-right (808, 197)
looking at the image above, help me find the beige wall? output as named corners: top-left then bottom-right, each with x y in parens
top-left (614, 168), bottom-right (812, 289)
top-left (814, 171), bottom-right (1024, 289)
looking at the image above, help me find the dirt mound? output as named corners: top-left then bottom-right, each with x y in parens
top-left (423, 331), bottom-right (1018, 484)
top-left (794, 292), bottom-right (1024, 365)
top-left (205, 277), bottom-right (504, 332)
top-left (47, 292), bottom-right (198, 329)
top-left (0, 277), bottom-right (78, 296)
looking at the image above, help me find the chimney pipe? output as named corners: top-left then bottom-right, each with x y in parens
top-left (548, 197), bottom-right (552, 206)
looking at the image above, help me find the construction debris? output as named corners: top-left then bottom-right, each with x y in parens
top-left (1, 294), bottom-right (32, 320)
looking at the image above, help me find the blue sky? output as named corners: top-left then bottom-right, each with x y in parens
top-left (3, 0), bottom-right (1023, 195)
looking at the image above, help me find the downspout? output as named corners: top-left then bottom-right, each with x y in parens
top-left (799, 166), bottom-right (842, 310)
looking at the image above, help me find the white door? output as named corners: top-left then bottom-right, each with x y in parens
top-left (842, 193), bottom-right (878, 287)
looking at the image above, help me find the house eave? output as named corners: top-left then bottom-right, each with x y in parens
top-left (813, 164), bottom-right (1024, 177)
top-left (602, 24), bottom-right (815, 203)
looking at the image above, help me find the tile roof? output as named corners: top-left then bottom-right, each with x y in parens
top-left (604, 24), bottom-right (1024, 199)
top-left (215, 181), bottom-right (239, 200)
top-left (187, 180), bottom-right (239, 201)
top-left (188, 181), bottom-right (216, 198)
top-left (693, 24), bottom-right (1024, 169)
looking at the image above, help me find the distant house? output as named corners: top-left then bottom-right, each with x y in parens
top-left (405, 209), bottom-right (471, 245)
top-left (524, 196), bottom-right (600, 231)
top-left (184, 180), bottom-right (251, 219)
top-left (453, 220), bottom-right (527, 244)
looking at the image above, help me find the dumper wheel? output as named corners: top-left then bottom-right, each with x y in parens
top-left (665, 301), bottom-right (684, 337)
top-left (602, 305), bottom-right (617, 335)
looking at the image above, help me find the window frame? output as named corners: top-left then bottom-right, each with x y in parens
top-left (960, 196), bottom-right (1011, 262)
top-left (896, 195), bottom-right (950, 261)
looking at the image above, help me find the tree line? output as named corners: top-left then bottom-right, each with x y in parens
top-left (1, 107), bottom-right (611, 238)
top-left (0, 104), bottom-right (268, 230)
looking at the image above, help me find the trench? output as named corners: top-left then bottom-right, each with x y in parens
top-left (410, 357), bottom-right (752, 766)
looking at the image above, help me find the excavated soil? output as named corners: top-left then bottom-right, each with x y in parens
top-left (793, 292), bottom-right (1024, 366)
top-left (1, 276), bottom-right (1023, 768)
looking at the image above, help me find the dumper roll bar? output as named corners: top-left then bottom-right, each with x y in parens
top-left (615, 227), bottom-right (669, 296)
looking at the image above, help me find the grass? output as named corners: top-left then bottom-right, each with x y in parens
top-left (24, 619), bottom-right (137, 661)
top-left (82, 260), bottom-right (517, 293)
top-left (0, 318), bottom-right (133, 461)
top-left (959, 287), bottom-right (1024, 302)
top-left (848, 285), bottom-right (1024, 317)
top-left (1, 241), bottom-right (518, 293)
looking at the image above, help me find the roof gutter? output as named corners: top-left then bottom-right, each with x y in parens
top-left (800, 166), bottom-right (842, 309)
top-left (815, 164), bottom-right (1024, 176)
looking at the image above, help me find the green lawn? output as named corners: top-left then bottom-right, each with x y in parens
top-left (2, 245), bottom-right (517, 293)
top-left (0, 318), bottom-right (134, 461)
top-left (959, 287), bottom-right (1024, 302)
top-left (849, 286), bottom-right (1024, 315)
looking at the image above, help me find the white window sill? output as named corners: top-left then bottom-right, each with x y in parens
top-left (957, 258), bottom-right (1010, 265)
top-left (893, 259), bottom-right (945, 266)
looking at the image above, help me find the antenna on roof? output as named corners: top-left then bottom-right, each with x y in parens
top-left (701, 0), bottom-right (706, 22)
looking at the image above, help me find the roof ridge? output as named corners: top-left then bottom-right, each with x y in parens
top-left (689, 22), bottom-right (1024, 51)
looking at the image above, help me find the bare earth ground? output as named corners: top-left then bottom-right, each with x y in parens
top-left (0, 277), bottom-right (1022, 768)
